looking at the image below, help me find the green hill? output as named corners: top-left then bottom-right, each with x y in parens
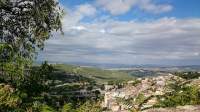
top-left (53, 64), bottom-right (134, 84)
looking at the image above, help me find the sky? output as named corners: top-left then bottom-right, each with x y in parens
top-left (37, 0), bottom-right (200, 66)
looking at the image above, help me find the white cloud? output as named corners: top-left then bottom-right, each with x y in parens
top-left (71, 26), bottom-right (87, 31)
top-left (62, 4), bottom-right (96, 28)
top-left (38, 17), bottom-right (200, 65)
top-left (96, 0), bottom-right (173, 15)
top-left (76, 4), bottom-right (97, 16)
top-left (139, 0), bottom-right (173, 14)
top-left (96, 0), bottom-right (137, 15)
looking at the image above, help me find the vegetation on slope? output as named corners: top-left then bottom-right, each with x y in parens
top-left (156, 85), bottom-right (200, 107)
top-left (53, 64), bottom-right (135, 84)
top-left (0, 62), bottom-right (104, 112)
top-left (174, 71), bottom-right (200, 80)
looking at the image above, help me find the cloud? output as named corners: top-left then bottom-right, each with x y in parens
top-left (96, 0), bottom-right (173, 15)
top-left (139, 0), bottom-right (173, 14)
top-left (38, 17), bottom-right (200, 65)
top-left (76, 4), bottom-right (97, 16)
top-left (62, 4), bottom-right (96, 27)
top-left (96, 0), bottom-right (137, 15)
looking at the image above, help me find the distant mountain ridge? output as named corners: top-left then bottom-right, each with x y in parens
top-left (36, 61), bottom-right (200, 69)
top-left (36, 61), bottom-right (200, 72)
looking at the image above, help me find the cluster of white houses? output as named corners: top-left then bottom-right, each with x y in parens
top-left (102, 74), bottom-right (184, 112)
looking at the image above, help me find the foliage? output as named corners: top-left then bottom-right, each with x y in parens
top-left (40, 104), bottom-right (56, 112)
top-left (20, 61), bottom-right (53, 96)
top-left (0, 43), bottom-right (13, 62)
top-left (61, 103), bottom-right (75, 112)
top-left (155, 84), bottom-right (200, 108)
top-left (0, 43), bottom-right (28, 86)
top-left (76, 101), bottom-right (102, 112)
top-left (0, 62), bottom-right (56, 112)
top-left (0, 0), bottom-right (63, 88)
top-left (0, 83), bottom-right (22, 111)
top-left (0, 0), bottom-right (63, 60)
top-left (29, 101), bottom-right (56, 112)
top-left (174, 72), bottom-right (200, 80)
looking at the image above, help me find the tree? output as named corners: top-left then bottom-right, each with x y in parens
top-left (21, 61), bottom-right (53, 96)
top-left (0, 0), bottom-right (63, 83)
top-left (0, 43), bottom-right (13, 79)
top-left (0, 1), bottom-right (63, 111)
top-left (0, 0), bottom-right (63, 59)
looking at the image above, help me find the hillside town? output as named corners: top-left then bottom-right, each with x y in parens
top-left (102, 73), bottom-right (200, 112)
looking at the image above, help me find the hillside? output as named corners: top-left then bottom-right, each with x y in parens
top-left (53, 64), bottom-right (135, 84)
top-left (103, 74), bottom-right (200, 112)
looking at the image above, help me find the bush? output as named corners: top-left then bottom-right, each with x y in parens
top-left (156, 85), bottom-right (200, 107)
top-left (76, 101), bottom-right (102, 112)
top-left (61, 103), bottom-right (75, 112)
top-left (0, 83), bottom-right (22, 111)
top-left (174, 72), bottom-right (200, 79)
